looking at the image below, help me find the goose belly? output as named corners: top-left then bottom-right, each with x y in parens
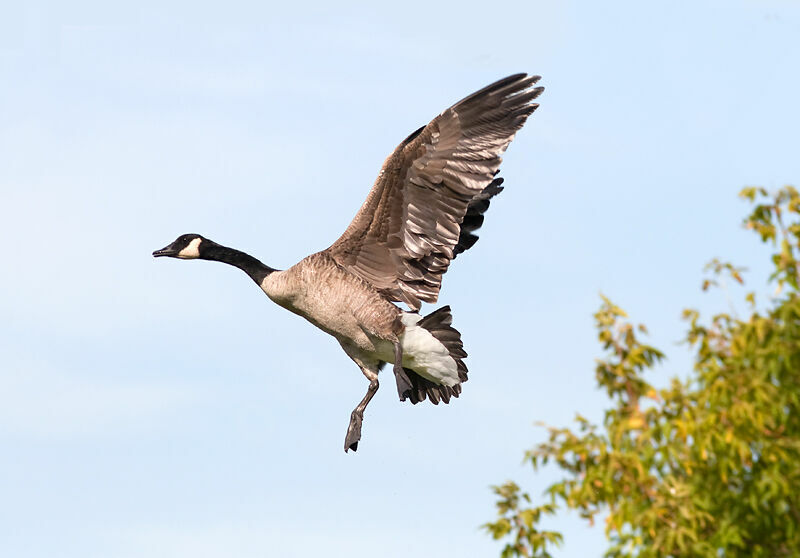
top-left (260, 253), bottom-right (399, 351)
top-left (261, 254), bottom-right (458, 386)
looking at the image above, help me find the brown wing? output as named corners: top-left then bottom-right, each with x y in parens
top-left (327, 74), bottom-right (543, 311)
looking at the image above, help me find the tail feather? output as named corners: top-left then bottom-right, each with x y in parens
top-left (405, 305), bottom-right (468, 405)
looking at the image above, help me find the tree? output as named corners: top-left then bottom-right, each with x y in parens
top-left (484, 187), bottom-right (800, 557)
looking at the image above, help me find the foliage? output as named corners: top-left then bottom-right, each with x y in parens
top-left (484, 187), bottom-right (800, 557)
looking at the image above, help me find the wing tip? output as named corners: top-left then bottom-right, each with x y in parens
top-left (454, 73), bottom-right (544, 112)
top-left (498, 73), bottom-right (541, 85)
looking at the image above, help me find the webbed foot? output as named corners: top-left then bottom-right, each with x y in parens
top-left (344, 410), bottom-right (363, 452)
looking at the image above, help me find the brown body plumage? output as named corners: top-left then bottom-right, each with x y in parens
top-left (262, 251), bottom-right (401, 356)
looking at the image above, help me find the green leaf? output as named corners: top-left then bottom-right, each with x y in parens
top-left (487, 186), bottom-right (800, 558)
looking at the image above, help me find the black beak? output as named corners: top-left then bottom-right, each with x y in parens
top-left (152, 243), bottom-right (179, 258)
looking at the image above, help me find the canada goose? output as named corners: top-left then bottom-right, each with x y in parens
top-left (153, 73), bottom-right (543, 452)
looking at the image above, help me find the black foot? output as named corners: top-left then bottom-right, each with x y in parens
top-left (393, 362), bottom-right (413, 401)
top-left (344, 410), bottom-right (362, 452)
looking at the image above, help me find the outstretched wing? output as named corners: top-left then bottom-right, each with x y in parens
top-left (327, 74), bottom-right (543, 311)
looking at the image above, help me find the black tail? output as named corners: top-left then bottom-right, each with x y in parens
top-left (453, 176), bottom-right (504, 258)
top-left (404, 306), bottom-right (469, 405)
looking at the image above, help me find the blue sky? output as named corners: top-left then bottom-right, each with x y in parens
top-left (2, 1), bottom-right (799, 556)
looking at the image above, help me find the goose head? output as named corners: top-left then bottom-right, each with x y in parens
top-left (153, 234), bottom-right (214, 260)
top-left (153, 234), bottom-right (274, 283)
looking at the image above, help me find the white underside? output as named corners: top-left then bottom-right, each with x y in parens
top-left (398, 313), bottom-right (460, 387)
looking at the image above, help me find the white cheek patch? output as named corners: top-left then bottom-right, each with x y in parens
top-left (177, 237), bottom-right (202, 259)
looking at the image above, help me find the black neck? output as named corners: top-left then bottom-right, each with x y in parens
top-left (201, 244), bottom-right (276, 285)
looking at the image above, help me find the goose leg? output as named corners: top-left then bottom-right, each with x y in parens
top-left (344, 376), bottom-right (379, 453)
top-left (393, 340), bottom-right (413, 401)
